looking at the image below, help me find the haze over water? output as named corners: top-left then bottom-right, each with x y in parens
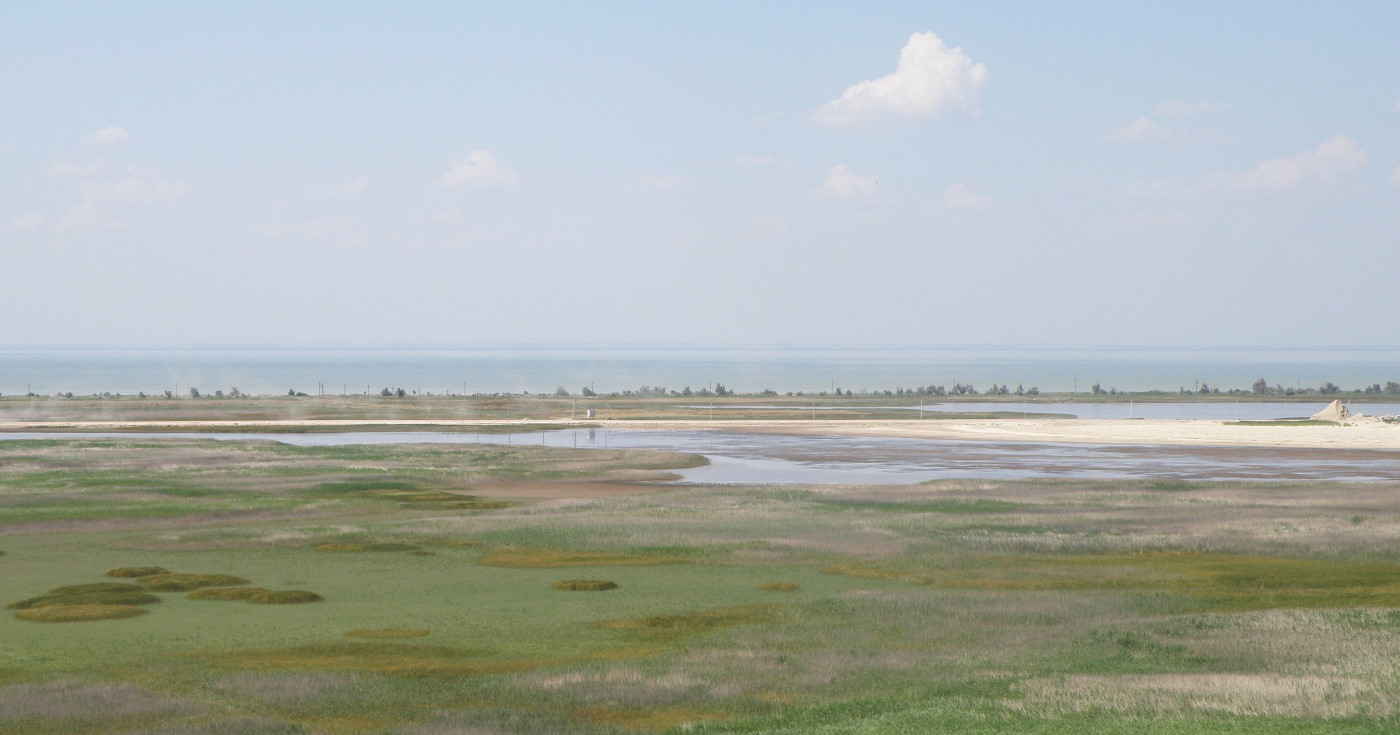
top-left (2, 346), bottom-right (1397, 397)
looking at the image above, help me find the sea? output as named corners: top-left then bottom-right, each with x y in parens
top-left (1, 346), bottom-right (1397, 398)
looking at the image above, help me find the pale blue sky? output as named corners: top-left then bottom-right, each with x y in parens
top-left (3, 2), bottom-right (1397, 347)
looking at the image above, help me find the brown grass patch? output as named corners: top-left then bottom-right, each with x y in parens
top-left (187, 587), bottom-right (271, 601)
top-left (314, 542), bottom-right (421, 553)
top-left (575, 705), bottom-right (728, 732)
top-left (15, 604), bottom-right (147, 622)
top-left (106, 566), bottom-right (170, 578)
top-left (139, 573), bottom-right (251, 592)
top-left (477, 548), bottom-right (683, 568)
top-left (598, 605), bottom-right (774, 639)
top-left (9, 586), bottom-right (161, 609)
top-left (553, 579), bottom-right (619, 591)
top-left (757, 582), bottom-right (800, 592)
top-left (344, 628), bottom-right (430, 639)
top-left (247, 590), bottom-right (323, 604)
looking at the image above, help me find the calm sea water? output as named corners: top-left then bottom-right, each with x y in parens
top-left (1, 347), bottom-right (1397, 396)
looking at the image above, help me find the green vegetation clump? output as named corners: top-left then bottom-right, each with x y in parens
top-left (407, 550), bottom-right (434, 556)
top-left (247, 590), bottom-right (323, 605)
top-left (315, 542), bottom-right (421, 553)
top-left (553, 579), bottom-right (618, 591)
top-left (8, 586), bottom-right (161, 609)
top-left (599, 605), bottom-right (773, 639)
top-left (311, 480), bottom-right (516, 511)
top-left (757, 582), bottom-right (799, 592)
top-left (344, 628), bottom-right (430, 639)
top-left (139, 573), bottom-right (250, 592)
top-left (187, 587), bottom-right (271, 601)
top-left (14, 604), bottom-right (147, 622)
top-left (106, 566), bottom-right (170, 578)
top-left (478, 548), bottom-right (683, 568)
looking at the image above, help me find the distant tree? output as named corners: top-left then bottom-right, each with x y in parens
top-left (164, 390), bottom-right (173, 399)
top-left (1387, 381), bottom-right (1400, 394)
top-left (396, 388), bottom-right (406, 398)
top-left (1320, 382), bottom-right (1341, 395)
top-left (554, 386), bottom-right (569, 397)
top-left (1252, 378), bottom-right (1270, 395)
top-left (288, 389), bottom-right (296, 396)
top-left (581, 386), bottom-right (595, 397)
top-left (381, 388), bottom-right (393, 396)
top-left (1091, 383), bottom-right (1104, 395)
top-left (190, 387), bottom-right (201, 398)
top-left (214, 390), bottom-right (224, 397)
top-left (229, 387), bottom-right (243, 398)
top-left (1027, 386), bottom-right (1040, 395)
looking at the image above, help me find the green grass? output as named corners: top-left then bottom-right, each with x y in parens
top-left (7, 438), bottom-right (1400, 733)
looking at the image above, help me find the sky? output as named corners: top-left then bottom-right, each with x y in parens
top-left (2, 1), bottom-right (1397, 349)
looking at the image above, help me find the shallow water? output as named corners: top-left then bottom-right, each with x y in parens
top-left (686, 402), bottom-right (1400, 420)
top-left (4, 429), bottom-right (1399, 484)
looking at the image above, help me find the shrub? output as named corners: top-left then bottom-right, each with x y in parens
top-left (553, 579), bottom-right (619, 591)
top-left (758, 582), bottom-right (800, 592)
top-left (107, 566), bottom-right (170, 578)
top-left (14, 604), bottom-right (147, 622)
top-left (139, 574), bottom-right (250, 592)
top-left (314, 542), bottom-right (421, 553)
top-left (344, 628), bottom-right (429, 639)
top-left (49, 583), bottom-right (144, 594)
top-left (187, 587), bottom-right (271, 601)
top-left (247, 590), bottom-right (323, 605)
top-left (9, 588), bottom-right (161, 609)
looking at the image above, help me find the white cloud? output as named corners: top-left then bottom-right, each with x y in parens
top-left (733, 154), bottom-right (777, 168)
top-left (812, 31), bottom-right (987, 125)
top-left (437, 150), bottom-right (520, 188)
top-left (1215, 135), bottom-right (1366, 190)
top-left (1120, 210), bottom-right (1187, 227)
top-left (741, 214), bottom-right (790, 242)
top-left (48, 160), bottom-right (107, 178)
top-left (109, 166), bottom-right (187, 205)
top-left (1153, 100), bottom-right (1231, 117)
top-left (11, 211), bottom-right (44, 232)
top-left (83, 126), bottom-right (130, 146)
top-left (335, 176), bottom-right (370, 196)
top-left (1109, 117), bottom-right (1172, 142)
top-left (812, 164), bottom-right (879, 199)
top-left (639, 175), bottom-right (689, 191)
top-left (942, 183), bottom-right (990, 211)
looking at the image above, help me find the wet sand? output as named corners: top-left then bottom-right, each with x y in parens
top-left (2, 417), bottom-right (1396, 451)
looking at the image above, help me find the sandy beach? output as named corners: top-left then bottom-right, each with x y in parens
top-left (1, 417), bottom-right (1397, 451)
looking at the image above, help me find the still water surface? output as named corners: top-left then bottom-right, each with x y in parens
top-left (4, 429), bottom-right (1398, 484)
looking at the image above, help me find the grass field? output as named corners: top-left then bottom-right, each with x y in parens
top-left (4, 437), bottom-right (1400, 733)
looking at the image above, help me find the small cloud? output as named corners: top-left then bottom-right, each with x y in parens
top-left (110, 166), bottom-right (187, 205)
top-left (11, 211), bottom-right (44, 232)
top-left (437, 150), bottom-right (521, 188)
top-left (1120, 210), bottom-right (1187, 227)
top-left (1214, 135), bottom-right (1365, 190)
top-left (942, 183), bottom-right (990, 211)
top-left (433, 207), bottom-right (464, 226)
top-left (1058, 175), bottom-right (1105, 192)
top-left (83, 126), bottom-right (130, 146)
top-left (812, 31), bottom-right (987, 126)
top-left (812, 164), bottom-right (879, 199)
top-left (639, 175), bottom-right (689, 191)
top-left (733, 154), bottom-right (777, 168)
top-left (48, 160), bottom-right (107, 178)
top-left (1153, 100), bottom-right (1231, 117)
top-left (335, 176), bottom-right (370, 196)
top-left (1109, 116), bottom-right (1171, 142)
top-left (741, 214), bottom-right (790, 242)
